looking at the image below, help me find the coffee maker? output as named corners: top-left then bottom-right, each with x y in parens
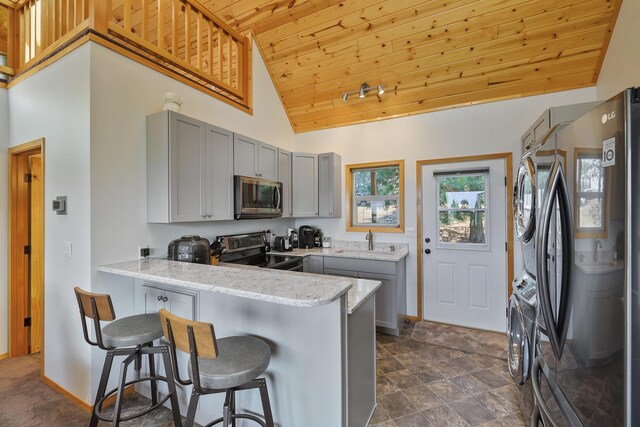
top-left (298, 225), bottom-right (316, 249)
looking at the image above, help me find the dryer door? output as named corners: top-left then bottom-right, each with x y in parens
top-left (514, 156), bottom-right (536, 242)
top-left (508, 294), bottom-right (527, 385)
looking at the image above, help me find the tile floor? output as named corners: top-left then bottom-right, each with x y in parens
top-left (371, 323), bottom-right (525, 427)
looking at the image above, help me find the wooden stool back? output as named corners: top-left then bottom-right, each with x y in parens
top-left (74, 287), bottom-right (116, 321)
top-left (159, 309), bottom-right (218, 358)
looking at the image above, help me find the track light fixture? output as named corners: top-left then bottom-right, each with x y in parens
top-left (341, 82), bottom-right (384, 102)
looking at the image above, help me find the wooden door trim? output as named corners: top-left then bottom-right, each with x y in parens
top-left (8, 138), bottom-right (44, 376)
top-left (416, 152), bottom-right (513, 321)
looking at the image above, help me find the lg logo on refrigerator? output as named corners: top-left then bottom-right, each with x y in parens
top-left (602, 111), bottom-right (616, 124)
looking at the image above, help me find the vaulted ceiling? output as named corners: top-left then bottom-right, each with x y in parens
top-left (198, 0), bottom-right (620, 133)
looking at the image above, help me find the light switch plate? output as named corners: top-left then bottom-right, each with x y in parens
top-left (63, 242), bottom-right (72, 257)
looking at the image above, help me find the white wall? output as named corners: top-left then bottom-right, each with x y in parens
top-left (294, 88), bottom-right (598, 317)
top-left (88, 41), bottom-right (295, 394)
top-left (597, 0), bottom-right (640, 99)
top-left (7, 46), bottom-right (92, 399)
top-left (0, 88), bottom-right (8, 356)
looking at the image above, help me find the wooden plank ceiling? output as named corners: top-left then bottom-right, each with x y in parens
top-left (199, 0), bottom-right (620, 133)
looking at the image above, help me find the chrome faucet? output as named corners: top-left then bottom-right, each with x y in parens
top-left (593, 239), bottom-right (603, 262)
top-left (366, 230), bottom-right (374, 251)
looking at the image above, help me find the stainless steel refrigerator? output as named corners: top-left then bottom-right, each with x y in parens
top-left (531, 88), bottom-right (640, 426)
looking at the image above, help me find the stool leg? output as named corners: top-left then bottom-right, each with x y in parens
top-left (161, 348), bottom-right (183, 427)
top-left (112, 352), bottom-right (135, 427)
top-left (148, 350), bottom-right (158, 405)
top-left (185, 390), bottom-right (200, 427)
top-left (222, 389), bottom-right (233, 426)
top-left (230, 389), bottom-right (236, 427)
top-left (91, 351), bottom-right (115, 427)
top-left (257, 379), bottom-right (274, 427)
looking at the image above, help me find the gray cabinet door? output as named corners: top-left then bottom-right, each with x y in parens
top-left (259, 143), bottom-right (279, 181)
top-left (357, 271), bottom-right (396, 331)
top-left (309, 255), bottom-right (324, 274)
top-left (169, 113), bottom-right (207, 222)
top-left (292, 152), bottom-right (318, 217)
top-left (233, 133), bottom-right (259, 178)
top-left (318, 152), bottom-right (341, 218)
top-left (205, 125), bottom-right (234, 220)
top-left (233, 134), bottom-right (278, 180)
top-left (278, 149), bottom-right (292, 217)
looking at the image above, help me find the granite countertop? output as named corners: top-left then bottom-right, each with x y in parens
top-left (216, 262), bottom-right (380, 314)
top-left (98, 259), bottom-right (353, 308)
top-left (271, 240), bottom-right (409, 262)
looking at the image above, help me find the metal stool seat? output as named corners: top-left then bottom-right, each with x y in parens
top-left (102, 313), bottom-right (163, 348)
top-left (74, 287), bottom-right (182, 427)
top-left (188, 336), bottom-right (270, 390)
top-left (160, 309), bottom-right (275, 427)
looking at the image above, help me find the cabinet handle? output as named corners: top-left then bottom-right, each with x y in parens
top-left (157, 296), bottom-right (163, 301)
top-left (163, 296), bottom-right (169, 302)
top-left (207, 214), bottom-right (213, 218)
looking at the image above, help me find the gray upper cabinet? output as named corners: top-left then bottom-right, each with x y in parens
top-left (278, 149), bottom-right (293, 217)
top-left (292, 152), bottom-right (318, 217)
top-left (318, 152), bottom-right (341, 218)
top-left (147, 111), bottom-right (233, 223)
top-left (233, 133), bottom-right (278, 181)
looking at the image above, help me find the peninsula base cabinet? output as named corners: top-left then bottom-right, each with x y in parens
top-left (134, 282), bottom-right (199, 406)
top-left (324, 257), bottom-right (406, 336)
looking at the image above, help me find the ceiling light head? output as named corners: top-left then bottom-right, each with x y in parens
top-left (359, 83), bottom-right (370, 98)
top-left (377, 84), bottom-right (385, 95)
top-left (342, 92), bottom-right (349, 102)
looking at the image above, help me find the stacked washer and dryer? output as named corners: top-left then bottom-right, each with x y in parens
top-left (508, 102), bottom-right (599, 424)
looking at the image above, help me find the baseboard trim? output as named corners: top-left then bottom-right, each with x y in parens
top-left (404, 315), bottom-right (420, 323)
top-left (0, 353), bottom-right (8, 361)
top-left (42, 375), bottom-right (92, 413)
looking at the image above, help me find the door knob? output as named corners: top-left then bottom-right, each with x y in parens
top-left (425, 237), bottom-right (431, 243)
top-left (424, 249), bottom-right (431, 254)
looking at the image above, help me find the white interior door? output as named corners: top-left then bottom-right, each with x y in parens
top-left (422, 159), bottom-right (507, 332)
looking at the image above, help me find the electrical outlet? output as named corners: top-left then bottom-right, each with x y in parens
top-left (405, 227), bottom-right (416, 237)
top-left (63, 242), bottom-right (72, 257)
top-left (138, 246), bottom-right (150, 259)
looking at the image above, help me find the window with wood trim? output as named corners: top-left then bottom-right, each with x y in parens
top-left (346, 160), bottom-right (404, 232)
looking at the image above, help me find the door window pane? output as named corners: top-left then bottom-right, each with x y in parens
top-left (437, 174), bottom-right (488, 246)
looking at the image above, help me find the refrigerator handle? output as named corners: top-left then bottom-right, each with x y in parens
top-left (555, 162), bottom-right (575, 356)
top-left (530, 358), bottom-right (559, 427)
top-left (536, 160), bottom-right (573, 359)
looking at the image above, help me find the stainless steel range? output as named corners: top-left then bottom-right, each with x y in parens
top-left (217, 232), bottom-right (303, 271)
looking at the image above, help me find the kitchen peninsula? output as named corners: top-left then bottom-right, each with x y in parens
top-left (98, 258), bottom-right (380, 427)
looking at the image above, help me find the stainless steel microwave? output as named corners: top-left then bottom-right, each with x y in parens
top-left (234, 176), bottom-right (283, 220)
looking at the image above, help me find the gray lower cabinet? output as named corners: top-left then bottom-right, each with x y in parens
top-left (278, 149), bottom-right (292, 217)
top-left (233, 133), bottom-right (278, 181)
top-left (147, 111), bottom-right (233, 223)
top-left (318, 152), bottom-right (341, 218)
top-left (292, 152), bottom-right (318, 217)
top-left (324, 257), bottom-right (406, 336)
top-left (305, 255), bottom-right (324, 274)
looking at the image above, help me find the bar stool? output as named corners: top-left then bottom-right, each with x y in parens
top-left (74, 287), bottom-right (182, 427)
top-left (159, 308), bottom-right (275, 427)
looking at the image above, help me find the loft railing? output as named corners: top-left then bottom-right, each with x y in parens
top-left (0, 0), bottom-right (250, 107)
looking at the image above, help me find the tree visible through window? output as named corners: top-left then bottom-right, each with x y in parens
top-left (346, 160), bottom-right (404, 232)
top-left (437, 174), bottom-right (488, 245)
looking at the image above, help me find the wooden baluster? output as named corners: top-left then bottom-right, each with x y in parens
top-left (157, 0), bottom-right (163, 50)
top-left (41, 0), bottom-right (49, 50)
top-left (171, 0), bottom-right (177, 57)
top-left (184, 3), bottom-right (190, 64)
top-left (196, 11), bottom-right (201, 69)
top-left (226, 31), bottom-right (231, 85)
top-left (236, 39), bottom-right (241, 91)
top-left (65, 0), bottom-right (70, 33)
top-left (6, 6), bottom-right (15, 71)
top-left (142, 0), bottom-right (148, 40)
top-left (217, 27), bottom-right (223, 81)
top-left (207, 20), bottom-right (213, 77)
top-left (34, 0), bottom-right (41, 56)
top-left (124, 0), bottom-right (131, 32)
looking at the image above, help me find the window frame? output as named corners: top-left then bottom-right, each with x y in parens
top-left (574, 147), bottom-right (607, 238)
top-left (345, 160), bottom-right (404, 233)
